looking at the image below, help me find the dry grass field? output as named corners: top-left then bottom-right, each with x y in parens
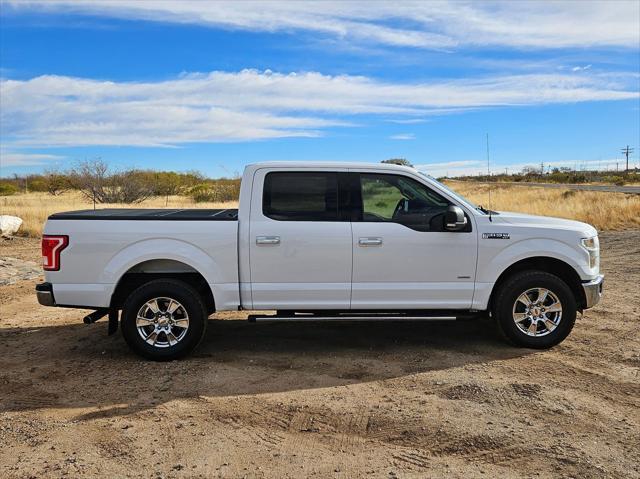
top-left (2, 182), bottom-right (640, 236)
top-left (448, 181), bottom-right (640, 231)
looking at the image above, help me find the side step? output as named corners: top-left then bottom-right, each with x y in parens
top-left (247, 312), bottom-right (477, 323)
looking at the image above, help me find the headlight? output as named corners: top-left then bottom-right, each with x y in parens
top-left (581, 236), bottom-right (600, 270)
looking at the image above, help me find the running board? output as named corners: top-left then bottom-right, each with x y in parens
top-left (247, 314), bottom-right (468, 323)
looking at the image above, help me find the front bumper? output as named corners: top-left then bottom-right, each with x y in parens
top-left (36, 282), bottom-right (55, 306)
top-left (582, 275), bottom-right (604, 309)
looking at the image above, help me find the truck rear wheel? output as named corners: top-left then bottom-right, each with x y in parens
top-left (121, 279), bottom-right (207, 360)
top-left (493, 271), bottom-right (576, 349)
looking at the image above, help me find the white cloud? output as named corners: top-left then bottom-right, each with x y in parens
top-left (0, 150), bottom-right (65, 167)
top-left (416, 160), bottom-right (481, 169)
top-left (388, 118), bottom-right (429, 124)
top-left (416, 160), bottom-right (482, 177)
top-left (7, 0), bottom-right (639, 49)
top-left (389, 133), bottom-right (415, 140)
top-left (0, 69), bottom-right (637, 152)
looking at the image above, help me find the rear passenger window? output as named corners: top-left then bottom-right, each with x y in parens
top-left (263, 172), bottom-right (339, 221)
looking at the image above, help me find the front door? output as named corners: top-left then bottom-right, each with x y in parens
top-left (249, 169), bottom-right (352, 310)
top-left (350, 172), bottom-right (477, 309)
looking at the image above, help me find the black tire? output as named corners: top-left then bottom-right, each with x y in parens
top-left (493, 270), bottom-right (576, 349)
top-left (121, 279), bottom-right (208, 360)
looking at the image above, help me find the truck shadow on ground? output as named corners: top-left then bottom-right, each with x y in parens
top-left (0, 317), bottom-right (533, 419)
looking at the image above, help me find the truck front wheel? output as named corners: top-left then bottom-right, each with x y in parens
top-left (121, 279), bottom-right (207, 360)
top-left (493, 271), bottom-right (576, 349)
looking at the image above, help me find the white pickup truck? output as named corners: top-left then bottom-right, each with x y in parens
top-left (37, 162), bottom-right (603, 360)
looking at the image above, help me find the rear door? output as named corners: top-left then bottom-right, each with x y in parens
top-left (350, 171), bottom-right (478, 309)
top-left (248, 168), bottom-right (353, 309)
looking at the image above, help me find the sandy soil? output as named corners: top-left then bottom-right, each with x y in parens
top-left (0, 232), bottom-right (638, 478)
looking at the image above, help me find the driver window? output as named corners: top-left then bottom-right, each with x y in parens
top-left (360, 174), bottom-right (450, 231)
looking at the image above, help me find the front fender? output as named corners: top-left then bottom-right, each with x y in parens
top-left (478, 237), bottom-right (590, 284)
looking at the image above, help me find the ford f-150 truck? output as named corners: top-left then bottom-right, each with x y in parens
top-left (37, 162), bottom-right (603, 360)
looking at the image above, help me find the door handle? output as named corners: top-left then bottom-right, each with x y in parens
top-left (359, 237), bottom-right (383, 247)
top-left (256, 235), bottom-right (281, 245)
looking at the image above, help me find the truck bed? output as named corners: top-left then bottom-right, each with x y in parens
top-left (48, 208), bottom-right (238, 221)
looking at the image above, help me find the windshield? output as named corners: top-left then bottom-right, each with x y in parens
top-left (417, 171), bottom-right (482, 212)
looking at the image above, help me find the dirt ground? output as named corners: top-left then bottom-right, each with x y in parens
top-left (1, 232), bottom-right (639, 479)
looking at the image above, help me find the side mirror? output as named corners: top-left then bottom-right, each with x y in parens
top-left (445, 205), bottom-right (467, 231)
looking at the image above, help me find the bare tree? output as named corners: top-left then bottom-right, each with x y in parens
top-left (66, 159), bottom-right (109, 207)
top-left (110, 170), bottom-right (154, 203)
top-left (67, 159), bottom-right (153, 205)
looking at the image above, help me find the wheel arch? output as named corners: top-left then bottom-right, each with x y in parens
top-left (488, 256), bottom-right (586, 312)
top-left (103, 238), bottom-right (226, 313)
top-left (109, 258), bottom-right (215, 314)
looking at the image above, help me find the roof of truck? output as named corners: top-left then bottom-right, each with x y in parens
top-left (244, 161), bottom-right (418, 173)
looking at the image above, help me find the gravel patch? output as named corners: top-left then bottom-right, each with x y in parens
top-left (0, 257), bottom-right (42, 285)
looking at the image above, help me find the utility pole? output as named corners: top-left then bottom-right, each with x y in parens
top-left (540, 161), bottom-right (544, 176)
top-left (486, 133), bottom-right (491, 177)
top-left (621, 145), bottom-right (634, 171)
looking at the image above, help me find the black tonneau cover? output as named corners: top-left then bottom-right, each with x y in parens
top-left (48, 208), bottom-right (238, 221)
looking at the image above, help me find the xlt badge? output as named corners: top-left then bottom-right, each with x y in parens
top-left (483, 233), bottom-right (510, 239)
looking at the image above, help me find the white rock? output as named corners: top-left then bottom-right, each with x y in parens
top-left (0, 215), bottom-right (23, 237)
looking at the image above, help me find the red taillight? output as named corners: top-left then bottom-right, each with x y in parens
top-left (42, 235), bottom-right (69, 271)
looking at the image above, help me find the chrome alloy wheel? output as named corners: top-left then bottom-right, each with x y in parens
top-left (512, 287), bottom-right (563, 337)
top-left (136, 297), bottom-right (189, 348)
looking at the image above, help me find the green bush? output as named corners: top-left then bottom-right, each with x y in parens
top-left (188, 181), bottom-right (240, 203)
top-left (189, 184), bottom-right (213, 202)
top-left (0, 182), bottom-right (18, 196)
top-left (601, 175), bottom-right (625, 186)
top-left (26, 178), bottom-right (48, 192)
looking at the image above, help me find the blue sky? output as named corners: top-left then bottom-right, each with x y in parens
top-left (1, 1), bottom-right (639, 178)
